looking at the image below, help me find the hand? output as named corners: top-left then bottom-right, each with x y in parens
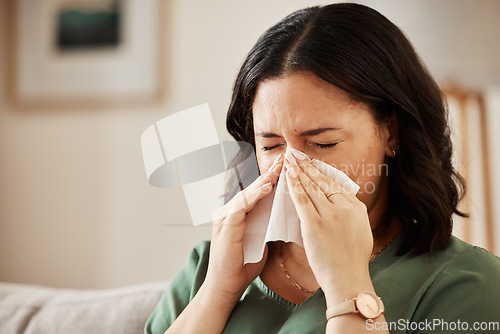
top-left (203, 154), bottom-right (284, 303)
top-left (284, 154), bottom-right (373, 298)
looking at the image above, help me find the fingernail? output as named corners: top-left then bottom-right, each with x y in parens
top-left (285, 154), bottom-right (298, 165)
top-left (292, 151), bottom-right (309, 161)
top-left (287, 168), bottom-right (297, 179)
top-left (260, 182), bottom-right (273, 191)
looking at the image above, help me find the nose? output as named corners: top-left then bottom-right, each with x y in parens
top-left (285, 148), bottom-right (310, 161)
top-left (284, 142), bottom-right (316, 160)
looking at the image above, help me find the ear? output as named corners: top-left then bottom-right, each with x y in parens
top-left (383, 111), bottom-right (399, 158)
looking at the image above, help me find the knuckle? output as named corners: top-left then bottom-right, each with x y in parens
top-left (310, 167), bottom-right (321, 177)
top-left (328, 210), bottom-right (340, 221)
top-left (355, 200), bottom-right (367, 212)
top-left (310, 182), bottom-right (320, 192)
top-left (226, 192), bottom-right (241, 207)
top-left (225, 210), bottom-right (245, 225)
top-left (239, 189), bottom-right (256, 207)
top-left (296, 193), bottom-right (310, 205)
top-left (317, 179), bottom-right (330, 192)
top-left (212, 207), bottom-right (225, 222)
top-left (313, 216), bottom-right (324, 226)
top-left (344, 201), bottom-right (356, 211)
top-left (228, 200), bottom-right (241, 213)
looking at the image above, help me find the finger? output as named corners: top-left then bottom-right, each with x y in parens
top-left (218, 210), bottom-right (248, 243)
top-left (213, 155), bottom-right (283, 239)
top-left (227, 154), bottom-right (283, 207)
top-left (215, 155), bottom-right (283, 220)
top-left (230, 180), bottom-right (274, 214)
top-left (249, 153), bottom-right (284, 190)
top-left (291, 153), bottom-right (356, 202)
top-left (285, 158), bottom-right (333, 217)
top-left (291, 153), bottom-right (341, 193)
top-left (284, 160), bottom-right (320, 221)
top-left (214, 181), bottom-right (273, 237)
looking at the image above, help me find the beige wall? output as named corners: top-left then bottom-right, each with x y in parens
top-left (1, 0), bottom-right (499, 289)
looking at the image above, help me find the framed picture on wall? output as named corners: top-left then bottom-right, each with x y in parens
top-left (4, 0), bottom-right (165, 110)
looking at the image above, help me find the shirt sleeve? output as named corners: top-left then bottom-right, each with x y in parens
top-left (144, 241), bottom-right (210, 334)
top-left (408, 246), bottom-right (500, 333)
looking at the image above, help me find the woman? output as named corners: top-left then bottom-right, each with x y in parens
top-left (146, 3), bottom-right (500, 333)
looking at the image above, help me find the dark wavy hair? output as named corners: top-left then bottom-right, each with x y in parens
top-left (225, 3), bottom-right (467, 256)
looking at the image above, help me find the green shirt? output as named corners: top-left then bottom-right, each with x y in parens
top-left (145, 236), bottom-right (500, 333)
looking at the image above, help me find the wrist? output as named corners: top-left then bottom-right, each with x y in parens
top-left (322, 272), bottom-right (374, 307)
top-left (167, 277), bottom-right (241, 333)
top-left (198, 279), bottom-right (242, 310)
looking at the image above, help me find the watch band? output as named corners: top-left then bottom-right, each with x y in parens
top-left (326, 291), bottom-right (384, 321)
top-left (325, 299), bottom-right (356, 320)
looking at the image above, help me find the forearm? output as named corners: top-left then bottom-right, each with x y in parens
top-left (165, 284), bottom-right (238, 334)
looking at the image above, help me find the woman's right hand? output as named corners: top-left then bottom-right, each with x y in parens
top-left (203, 154), bottom-right (284, 304)
top-left (165, 155), bottom-right (284, 334)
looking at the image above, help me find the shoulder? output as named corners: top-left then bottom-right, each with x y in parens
top-left (414, 237), bottom-right (500, 323)
top-left (432, 236), bottom-right (500, 294)
top-left (437, 236), bottom-right (500, 276)
top-left (390, 235), bottom-right (500, 278)
top-left (375, 235), bottom-right (499, 283)
top-left (374, 236), bottom-right (500, 327)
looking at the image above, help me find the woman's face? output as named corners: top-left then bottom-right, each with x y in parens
top-left (252, 71), bottom-right (397, 222)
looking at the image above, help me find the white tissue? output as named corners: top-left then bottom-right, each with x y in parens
top-left (242, 147), bottom-right (360, 264)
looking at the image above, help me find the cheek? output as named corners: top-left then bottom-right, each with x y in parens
top-left (256, 152), bottom-right (280, 174)
top-left (349, 151), bottom-right (388, 196)
top-left (324, 140), bottom-right (386, 188)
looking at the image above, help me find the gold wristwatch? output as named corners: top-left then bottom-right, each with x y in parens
top-left (326, 290), bottom-right (384, 320)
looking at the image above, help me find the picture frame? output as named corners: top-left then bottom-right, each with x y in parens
top-left (4, 0), bottom-right (165, 110)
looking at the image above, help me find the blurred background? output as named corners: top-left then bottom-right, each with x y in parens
top-left (0, 0), bottom-right (499, 289)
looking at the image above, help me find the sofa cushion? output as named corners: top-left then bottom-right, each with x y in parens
top-left (0, 281), bottom-right (167, 334)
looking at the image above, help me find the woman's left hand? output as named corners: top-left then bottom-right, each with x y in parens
top-left (284, 154), bottom-right (374, 299)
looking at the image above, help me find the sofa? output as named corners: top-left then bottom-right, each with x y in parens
top-left (0, 281), bottom-right (168, 334)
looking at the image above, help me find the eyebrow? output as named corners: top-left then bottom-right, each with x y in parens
top-left (256, 127), bottom-right (340, 138)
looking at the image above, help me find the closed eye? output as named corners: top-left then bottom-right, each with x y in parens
top-left (314, 142), bottom-right (338, 149)
top-left (261, 144), bottom-right (282, 151)
top-left (262, 142), bottom-right (338, 151)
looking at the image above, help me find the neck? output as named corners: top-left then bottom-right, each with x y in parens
top-left (262, 242), bottom-right (319, 303)
top-left (372, 215), bottom-right (400, 256)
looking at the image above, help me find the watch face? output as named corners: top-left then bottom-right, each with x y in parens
top-left (357, 292), bottom-right (382, 319)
